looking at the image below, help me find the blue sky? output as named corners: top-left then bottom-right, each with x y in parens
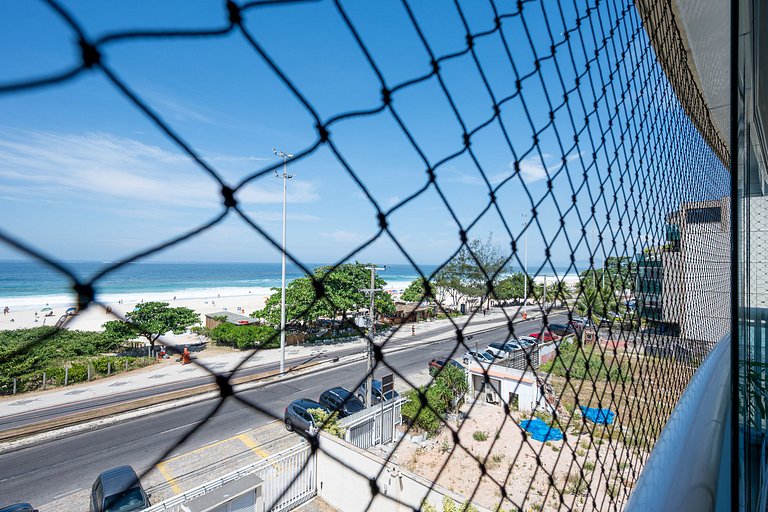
top-left (0, 1), bottom-right (728, 275)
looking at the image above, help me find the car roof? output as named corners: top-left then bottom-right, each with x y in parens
top-left (98, 465), bottom-right (142, 496)
top-left (0, 504), bottom-right (36, 512)
top-left (325, 387), bottom-right (352, 398)
top-left (292, 398), bottom-right (326, 410)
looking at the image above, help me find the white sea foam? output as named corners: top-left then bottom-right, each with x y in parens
top-left (0, 286), bottom-right (275, 310)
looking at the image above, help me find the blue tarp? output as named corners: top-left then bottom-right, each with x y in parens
top-left (519, 418), bottom-right (563, 442)
top-left (579, 406), bottom-right (615, 425)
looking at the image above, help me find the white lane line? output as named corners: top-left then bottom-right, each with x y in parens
top-left (236, 428), bottom-right (251, 435)
top-left (157, 420), bottom-right (203, 435)
top-left (202, 438), bottom-right (220, 447)
top-left (51, 487), bottom-right (82, 500)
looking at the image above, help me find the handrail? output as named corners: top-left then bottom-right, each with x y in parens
top-left (626, 334), bottom-right (730, 511)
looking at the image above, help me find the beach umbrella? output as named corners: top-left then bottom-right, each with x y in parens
top-left (40, 307), bottom-right (53, 312)
top-left (66, 307), bottom-right (77, 314)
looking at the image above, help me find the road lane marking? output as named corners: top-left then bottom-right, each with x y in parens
top-left (155, 462), bottom-right (183, 495)
top-left (237, 433), bottom-right (280, 475)
top-left (51, 487), bottom-right (81, 500)
top-left (157, 420), bottom-right (203, 435)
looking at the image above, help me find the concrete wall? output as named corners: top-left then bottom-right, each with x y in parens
top-left (316, 433), bottom-right (488, 512)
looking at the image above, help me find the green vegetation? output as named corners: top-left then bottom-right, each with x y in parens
top-left (434, 235), bottom-right (506, 308)
top-left (307, 408), bottom-right (346, 438)
top-left (208, 321), bottom-right (279, 350)
top-left (402, 364), bottom-right (468, 434)
top-left (540, 339), bottom-right (629, 382)
top-left (253, 263), bottom-right (395, 330)
top-left (472, 430), bottom-right (488, 442)
top-left (103, 301), bottom-right (199, 349)
top-left (0, 327), bottom-right (153, 394)
top-left (492, 272), bottom-right (535, 301)
top-left (564, 472), bottom-right (588, 495)
top-left (421, 496), bottom-right (479, 512)
top-left (401, 277), bottom-right (429, 303)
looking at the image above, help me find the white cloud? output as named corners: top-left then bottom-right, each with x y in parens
top-left (518, 158), bottom-right (549, 183)
top-left (0, 129), bottom-right (318, 209)
top-left (318, 230), bottom-right (364, 242)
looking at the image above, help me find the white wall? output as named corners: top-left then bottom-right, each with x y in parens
top-left (316, 433), bottom-right (488, 512)
top-left (468, 364), bottom-right (543, 412)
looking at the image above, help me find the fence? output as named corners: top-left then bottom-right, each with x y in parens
top-left (340, 397), bottom-right (406, 450)
top-left (0, 1), bottom-right (733, 511)
top-left (143, 443), bottom-right (316, 512)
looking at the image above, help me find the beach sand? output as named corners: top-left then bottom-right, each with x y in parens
top-left (0, 292), bottom-right (270, 335)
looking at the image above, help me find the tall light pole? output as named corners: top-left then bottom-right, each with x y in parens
top-left (273, 148), bottom-right (293, 375)
top-left (360, 265), bottom-right (385, 406)
top-left (523, 212), bottom-right (529, 306)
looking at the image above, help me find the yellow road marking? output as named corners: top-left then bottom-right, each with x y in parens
top-left (155, 462), bottom-right (183, 495)
top-left (161, 436), bottom-right (238, 464)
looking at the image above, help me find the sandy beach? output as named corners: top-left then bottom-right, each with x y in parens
top-left (0, 275), bottom-right (582, 334)
top-left (0, 291), bottom-right (271, 335)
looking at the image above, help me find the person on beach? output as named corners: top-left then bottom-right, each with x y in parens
top-left (182, 346), bottom-right (191, 365)
top-left (3, 306), bottom-right (8, 316)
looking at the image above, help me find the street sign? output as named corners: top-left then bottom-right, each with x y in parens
top-left (381, 373), bottom-right (394, 397)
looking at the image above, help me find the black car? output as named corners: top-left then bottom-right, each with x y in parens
top-left (285, 398), bottom-right (330, 436)
top-left (548, 323), bottom-right (576, 336)
top-left (318, 387), bottom-right (366, 417)
top-left (0, 505), bottom-right (37, 512)
top-left (90, 465), bottom-right (150, 512)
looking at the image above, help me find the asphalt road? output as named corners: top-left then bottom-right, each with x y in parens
top-left (0, 314), bottom-right (560, 508)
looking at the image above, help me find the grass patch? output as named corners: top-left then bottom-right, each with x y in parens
top-left (473, 430), bottom-right (488, 442)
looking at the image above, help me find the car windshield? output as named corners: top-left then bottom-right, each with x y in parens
top-left (104, 488), bottom-right (145, 512)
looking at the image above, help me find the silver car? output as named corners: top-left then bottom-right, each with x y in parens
top-left (284, 398), bottom-right (330, 436)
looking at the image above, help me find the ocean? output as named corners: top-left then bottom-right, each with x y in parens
top-left (0, 260), bottom-right (437, 308)
top-left (0, 260), bottom-right (580, 309)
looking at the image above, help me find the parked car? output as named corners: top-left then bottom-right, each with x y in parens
top-left (463, 350), bottom-right (495, 364)
top-left (548, 323), bottom-right (575, 336)
top-left (284, 398), bottom-right (330, 436)
top-left (528, 331), bottom-right (560, 343)
top-left (0, 504), bottom-right (37, 512)
top-left (90, 465), bottom-right (150, 512)
top-left (489, 342), bottom-right (522, 353)
top-left (428, 358), bottom-right (465, 375)
top-left (485, 347), bottom-right (510, 360)
top-left (318, 387), bottom-right (365, 418)
top-left (357, 379), bottom-right (401, 405)
top-left (516, 336), bottom-right (537, 348)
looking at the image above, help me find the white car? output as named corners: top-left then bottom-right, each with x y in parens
top-left (517, 336), bottom-right (537, 347)
top-left (463, 350), bottom-right (494, 364)
top-left (485, 347), bottom-right (510, 360)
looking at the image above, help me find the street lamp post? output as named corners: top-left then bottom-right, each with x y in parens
top-left (523, 212), bottom-right (529, 306)
top-left (273, 148), bottom-right (293, 376)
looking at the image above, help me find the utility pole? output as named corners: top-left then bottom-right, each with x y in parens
top-left (360, 264), bottom-right (385, 406)
top-left (543, 274), bottom-right (547, 312)
top-left (523, 212), bottom-right (529, 307)
top-left (273, 148), bottom-right (293, 375)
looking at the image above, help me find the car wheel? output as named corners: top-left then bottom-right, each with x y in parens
top-left (285, 419), bottom-right (294, 432)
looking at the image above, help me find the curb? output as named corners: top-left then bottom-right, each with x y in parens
top-left (0, 312), bottom-right (545, 451)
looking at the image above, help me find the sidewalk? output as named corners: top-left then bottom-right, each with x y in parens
top-left (0, 306), bottom-right (536, 420)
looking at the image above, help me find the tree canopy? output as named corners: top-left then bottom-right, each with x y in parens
top-left (492, 272), bottom-right (535, 300)
top-left (434, 235), bottom-right (507, 305)
top-left (401, 278), bottom-right (428, 303)
top-left (209, 322), bottom-right (279, 350)
top-left (103, 301), bottom-right (199, 349)
top-left (254, 263), bottom-right (396, 328)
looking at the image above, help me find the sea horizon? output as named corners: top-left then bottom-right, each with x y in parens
top-left (0, 260), bottom-right (585, 309)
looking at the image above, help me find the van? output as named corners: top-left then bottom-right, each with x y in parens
top-left (90, 465), bottom-right (150, 512)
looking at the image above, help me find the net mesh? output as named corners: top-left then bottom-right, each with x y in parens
top-left (0, 0), bottom-right (731, 511)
